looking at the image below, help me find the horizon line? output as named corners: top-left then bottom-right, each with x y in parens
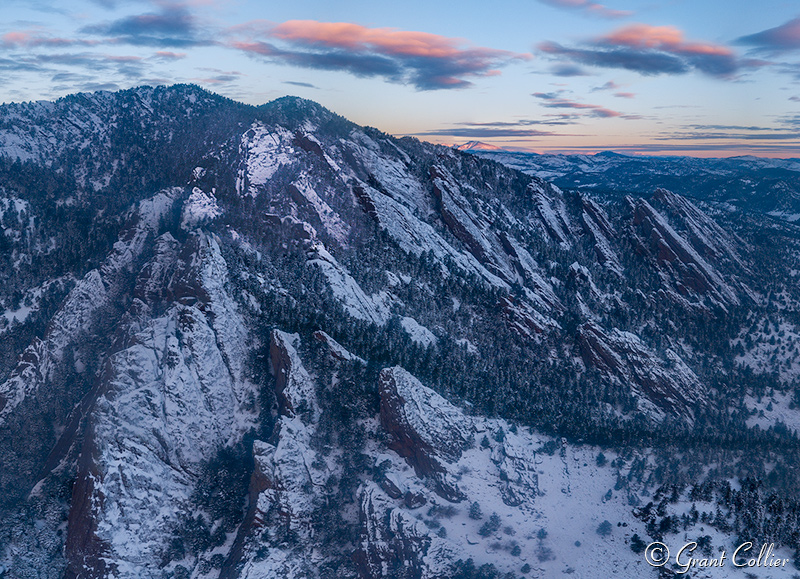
top-left (2, 83), bottom-right (799, 161)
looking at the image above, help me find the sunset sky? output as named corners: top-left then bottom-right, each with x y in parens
top-left (3, 0), bottom-right (800, 157)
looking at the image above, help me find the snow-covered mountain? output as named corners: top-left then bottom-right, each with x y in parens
top-left (1, 85), bottom-right (800, 578)
top-left (453, 142), bottom-right (501, 152)
top-left (469, 149), bottom-right (800, 222)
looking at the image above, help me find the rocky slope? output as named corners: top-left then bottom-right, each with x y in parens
top-left (1, 85), bottom-right (800, 578)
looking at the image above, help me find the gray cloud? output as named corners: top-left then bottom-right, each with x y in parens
top-left (539, 24), bottom-right (753, 79)
top-left (152, 50), bottom-right (187, 60)
top-left (412, 127), bottom-right (560, 138)
top-left (737, 17), bottom-right (800, 54)
top-left (232, 41), bottom-right (405, 81)
top-left (592, 80), bottom-right (619, 91)
top-left (190, 67), bottom-right (242, 85)
top-left (0, 57), bottom-right (46, 72)
top-left (77, 81), bottom-right (121, 91)
top-left (532, 91), bottom-right (636, 118)
top-left (658, 132), bottom-right (800, 141)
top-left (82, 5), bottom-right (211, 47)
top-left (549, 63), bottom-right (591, 77)
top-left (459, 118), bottom-right (576, 126)
top-left (283, 80), bottom-right (318, 88)
top-left (539, 42), bottom-right (689, 75)
top-left (686, 123), bottom-right (787, 131)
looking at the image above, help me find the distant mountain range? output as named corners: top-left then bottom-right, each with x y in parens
top-left (466, 148), bottom-right (800, 222)
top-left (1, 85), bottom-right (800, 578)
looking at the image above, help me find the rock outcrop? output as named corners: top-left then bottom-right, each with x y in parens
top-left (379, 367), bottom-right (472, 501)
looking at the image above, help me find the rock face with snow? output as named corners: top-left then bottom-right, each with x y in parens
top-left (379, 367), bottom-right (473, 502)
top-left (353, 484), bottom-right (431, 579)
top-left (380, 367), bottom-right (473, 472)
top-left (233, 330), bottom-right (329, 579)
top-left (64, 230), bottom-right (258, 579)
top-left (626, 194), bottom-right (742, 309)
top-left (577, 321), bottom-right (703, 419)
top-left (2, 85), bottom-right (800, 578)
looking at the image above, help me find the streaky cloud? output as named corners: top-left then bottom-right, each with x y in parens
top-left (532, 90), bottom-right (633, 118)
top-left (657, 131), bottom-right (800, 141)
top-left (153, 51), bottom-right (187, 60)
top-left (2, 31), bottom-right (99, 49)
top-left (412, 127), bottom-right (561, 138)
top-left (535, 0), bottom-right (632, 19)
top-left (459, 118), bottom-right (576, 126)
top-left (283, 81), bottom-right (318, 89)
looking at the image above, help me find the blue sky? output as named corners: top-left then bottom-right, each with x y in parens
top-left (3, 0), bottom-right (800, 157)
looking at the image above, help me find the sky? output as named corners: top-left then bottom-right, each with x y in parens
top-left (3, 0), bottom-right (800, 157)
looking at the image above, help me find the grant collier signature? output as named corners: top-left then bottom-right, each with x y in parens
top-left (645, 541), bottom-right (790, 574)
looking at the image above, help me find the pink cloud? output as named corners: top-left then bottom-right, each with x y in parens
top-left (230, 20), bottom-right (531, 90)
top-left (537, 0), bottom-right (632, 19)
top-left (540, 23), bottom-right (748, 78)
top-left (269, 20), bottom-right (525, 62)
top-left (153, 50), bottom-right (187, 59)
top-left (1, 31), bottom-right (97, 49)
top-left (601, 24), bottom-right (733, 57)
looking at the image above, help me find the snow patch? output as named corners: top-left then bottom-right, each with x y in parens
top-left (180, 187), bottom-right (222, 230)
top-left (307, 242), bottom-right (391, 325)
top-left (400, 316), bottom-right (438, 347)
top-left (237, 122), bottom-right (296, 195)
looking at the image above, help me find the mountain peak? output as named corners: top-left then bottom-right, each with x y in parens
top-left (455, 140), bottom-right (502, 151)
top-left (258, 94), bottom-right (352, 130)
